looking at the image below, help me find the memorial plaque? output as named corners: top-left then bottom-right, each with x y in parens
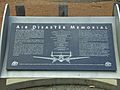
top-left (6, 17), bottom-right (117, 71)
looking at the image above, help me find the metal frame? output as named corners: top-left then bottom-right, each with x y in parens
top-left (0, 4), bottom-right (120, 79)
top-left (114, 3), bottom-right (120, 90)
top-left (2, 16), bottom-right (120, 78)
top-left (0, 4), bottom-right (9, 76)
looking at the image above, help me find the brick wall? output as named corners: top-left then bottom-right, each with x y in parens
top-left (24, 2), bottom-right (59, 16)
top-left (0, 0), bottom-right (6, 30)
top-left (0, 0), bottom-right (115, 30)
top-left (68, 1), bottom-right (114, 16)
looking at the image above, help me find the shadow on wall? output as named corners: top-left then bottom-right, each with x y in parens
top-left (7, 78), bottom-right (117, 90)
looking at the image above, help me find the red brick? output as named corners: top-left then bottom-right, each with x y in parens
top-left (9, 4), bottom-right (16, 16)
top-left (24, 0), bottom-right (59, 16)
top-left (25, 4), bottom-right (59, 16)
top-left (68, 1), bottom-right (114, 16)
top-left (1, 0), bottom-right (115, 17)
top-left (0, 16), bottom-right (3, 31)
top-left (0, 2), bottom-right (5, 15)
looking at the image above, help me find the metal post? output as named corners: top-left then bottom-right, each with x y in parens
top-left (59, 5), bottom-right (68, 16)
top-left (15, 5), bottom-right (25, 16)
top-left (117, 79), bottom-right (120, 90)
top-left (59, 0), bottom-right (68, 16)
top-left (0, 79), bottom-right (6, 90)
top-left (15, 1), bottom-right (25, 16)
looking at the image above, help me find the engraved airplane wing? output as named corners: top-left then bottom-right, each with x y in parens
top-left (65, 57), bottom-right (89, 63)
top-left (33, 56), bottom-right (55, 60)
top-left (33, 56), bottom-right (58, 63)
top-left (68, 57), bottom-right (89, 60)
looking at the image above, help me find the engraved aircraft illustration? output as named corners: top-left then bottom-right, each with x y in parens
top-left (33, 51), bottom-right (89, 63)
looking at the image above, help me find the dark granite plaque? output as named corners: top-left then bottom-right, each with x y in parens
top-left (6, 23), bottom-right (117, 71)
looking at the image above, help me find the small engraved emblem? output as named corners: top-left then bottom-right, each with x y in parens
top-left (11, 61), bottom-right (19, 66)
top-left (105, 62), bottom-right (112, 67)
